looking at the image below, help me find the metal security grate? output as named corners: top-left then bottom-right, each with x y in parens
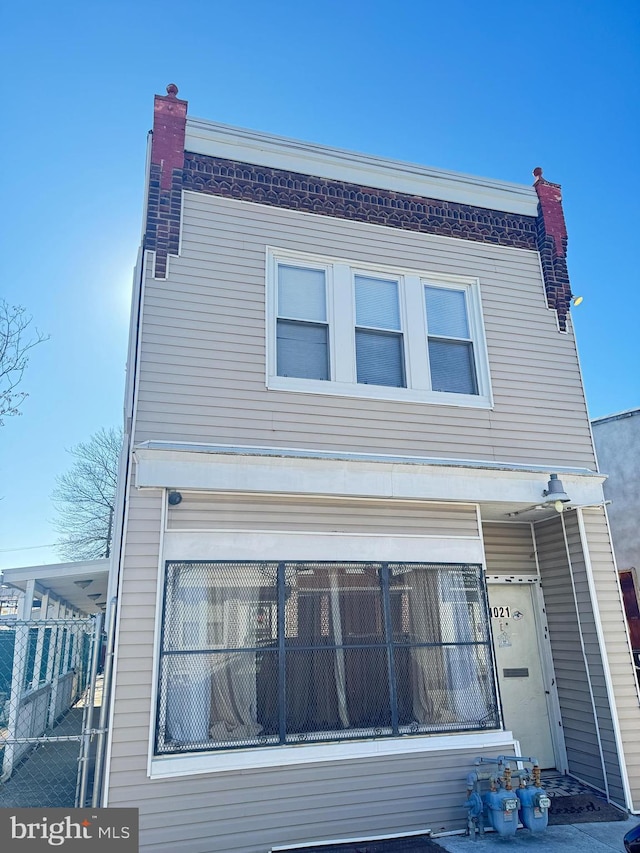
top-left (156, 561), bottom-right (499, 753)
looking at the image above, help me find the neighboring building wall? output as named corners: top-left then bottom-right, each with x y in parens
top-left (134, 192), bottom-right (596, 469)
top-left (592, 409), bottom-right (640, 573)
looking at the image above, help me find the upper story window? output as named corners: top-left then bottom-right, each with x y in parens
top-left (425, 285), bottom-right (477, 395)
top-left (276, 264), bottom-right (329, 380)
top-left (355, 275), bottom-right (406, 388)
top-left (267, 249), bottom-right (492, 408)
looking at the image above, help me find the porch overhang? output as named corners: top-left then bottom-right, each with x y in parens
top-left (132, 443), bottom-right (606, 522)
top-left (1, 559), bottom-right (110, 617)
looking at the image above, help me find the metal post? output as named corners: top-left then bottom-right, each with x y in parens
top-left (381, 564), bottom-right (399, 735)
top-left (92, 597), bottom-right (116, 807)
top-left (77, 612), bottom-right (103, 808)
top-left (105, 506), bottom-right (114, 559)
top-left (32, 592), bottom-right (50, 689)
top-left (277, 563), bottom-right (287, 745)
top-left (2, 581), bottom-right (35, 781)
top-left (48, 603), bottom-right (67, 728)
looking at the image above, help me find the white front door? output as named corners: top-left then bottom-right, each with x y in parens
top-left (488, 582), bottom-right (556, 769)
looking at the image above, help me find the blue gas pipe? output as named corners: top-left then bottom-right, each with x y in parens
top-left (465, 756), bottom-right (551, 838)
top-left (463, 772), bottom-right (484, 841)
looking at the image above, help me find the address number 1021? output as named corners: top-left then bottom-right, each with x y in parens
top-left (490, 606), bottom-right (511, 618)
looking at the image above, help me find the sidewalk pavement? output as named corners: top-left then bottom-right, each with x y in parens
top-left (434, 816), bottom-right (639, 852)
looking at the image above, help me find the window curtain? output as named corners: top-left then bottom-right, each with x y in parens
top-left (165, 570), bottom-right (263, 745)
top-left (208, 587), bottom-right (263, 742)
top-left (439, 569), bottom-right (492, 723)
top-left (282, 571), bottom-right (347, 734)
top-left (405, 568), bottom-right (450, 725)
top-left (165, 582), bottom-right (211, 744)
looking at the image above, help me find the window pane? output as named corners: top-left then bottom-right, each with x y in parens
top-left (284, 648), bottom-right (344, 737)
top-left (281, 565), bottom-right (388, 740)
top-left (428, 339), bottom-right (477, 395)
top-left (277, 320), bottom-right (329, 380)
top-left (355, 276), bottom-right (400, 329)
top-left (278, 265), bottom-right (326, 322)
top-left (158, 561), bottom-right (280, 753)
top-left (162, 651), bottom-right (277, 750)
top-left (390, 563), bottom-right (498, 732)
top-left (163, 562), bottom-right (277, 651)
top-left (356, 329), bottom-right (405, 387)
top-left (284, 565), bottom-right (385, 644)
top-left (425, 286), bottom-right (469, 338)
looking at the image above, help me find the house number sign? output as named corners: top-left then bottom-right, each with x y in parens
top-left (490, 606), bottom-right (511, 618)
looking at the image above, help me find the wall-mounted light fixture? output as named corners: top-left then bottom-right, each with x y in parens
top-left (168, 490), bottom-right (183, 506)
top-left (543, 473), bottom-right (571, 513)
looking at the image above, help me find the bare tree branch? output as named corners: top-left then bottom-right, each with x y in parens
top-left (0, 300), bottom-right (49, 425)
top-left (52, 427), bottom-right (123, 561)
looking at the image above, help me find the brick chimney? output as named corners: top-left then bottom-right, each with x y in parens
top-left (533, 167), bottom-right (573, 332)
top-left (145, 85), bottom-right (188, 278)
top-left (151, 83), bottom-right (188, 191)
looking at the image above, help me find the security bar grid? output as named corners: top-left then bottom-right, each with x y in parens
top-left (156, 561), bottom-right (499, 754)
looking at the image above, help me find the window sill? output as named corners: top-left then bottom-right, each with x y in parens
top-left (149, 728), bottom-right (513, 779)
top-left (267, 375), bottom-right (493, 409)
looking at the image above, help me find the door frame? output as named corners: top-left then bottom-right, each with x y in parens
top-left (486, 575), bottom-right (568, 772)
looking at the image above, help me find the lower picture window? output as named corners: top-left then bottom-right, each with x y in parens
top-left (155, 561), bottom-right (499, 754)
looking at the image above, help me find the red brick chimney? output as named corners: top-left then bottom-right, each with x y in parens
top-left (151, 83), bottom-right (188, 191)
top-left (145, 85), bottom-right (188, 278)
top-left (533, 167), bottom-right (573, 331)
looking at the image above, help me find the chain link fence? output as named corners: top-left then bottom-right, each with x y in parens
top-left (0, 615), bottom-right (103, 807)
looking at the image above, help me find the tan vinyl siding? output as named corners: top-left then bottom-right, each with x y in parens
top-left (561, 511), bottom-right (626, 805)
top-left (167, 492), bottom-right (479, 536)
top-left (580, 507), bottom-right (640, 810)
top-left (108, 488), bottom-right (163, 788)
top-left (108, 743), bottom-right (517, 853)
top-left (481, 522), bottom-right (536, 576)
top-left (108, 491), bottom-right (514, 851)
top-left (533, 515), bottom-right (606, 789)
top-left (133, 194), bottom-right (596, 468)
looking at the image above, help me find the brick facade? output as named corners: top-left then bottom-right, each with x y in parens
top-left (182, 153), bottom-right (538, 251)
top-left (144, 86), bottom-right (575, 330)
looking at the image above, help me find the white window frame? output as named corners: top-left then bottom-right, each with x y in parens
top-left (266, 248), bottom-right (493, 408)
top-left (275, 258), bottom-right (332, 381)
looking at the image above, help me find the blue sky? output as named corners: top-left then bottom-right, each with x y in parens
top-left (1, 0), bottom-right (638, 569)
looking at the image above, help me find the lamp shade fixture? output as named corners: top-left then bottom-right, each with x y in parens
top-left (543, 473), bottom-right (570, 507)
